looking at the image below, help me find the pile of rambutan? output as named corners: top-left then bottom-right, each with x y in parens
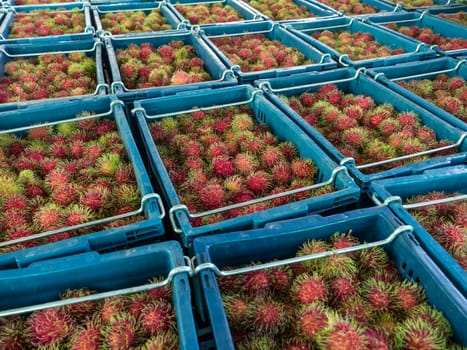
top-left (148, 104), bottom-right (332, 227)
top-left (174, 3), bottom-right (244, 25)
top-left (115, 41), bottom-right (212, 89)
top-left (0, 114), bottom-right (143, 253)
top-left (406, 191), bottom-right (466, 269)
top-left (279, 83), bottom-right (455, 173)
top-left (100, 9), bottom-right (173, 35)
top-left (0, 278), bottom-right (179, 349)
top-left (311, 30), bottom-right (405, 60)
top-left (386, 24), bottom-right (467, 51)
top-left (218, 231), bottom-right (461, 349)
top-left (398, 74), bottom-right (466, 121)
top-left (8, 9), bottom-right (85, 38)
top-left (0, 52), bottom-right (97, 104)
top-left (437, 12), bottom-right (467, 26)
top-left (307, 0), bottom-right (378, 16)
top-left (210, 33), bottom-right (313, 72)
top-left (242, 0), bottom-right (316, 20)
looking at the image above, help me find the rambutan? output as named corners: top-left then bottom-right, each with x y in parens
top-left (45, 168), bottom-right (70, 191)
top-left (398, 112), bottom-right (419, 128)
top-left (103, 313), bottom-right (137, 350)
top-left (198, 181), bottom-right (225, 210)
top-left (355, 95), bottom-right (375, 110)
top-left (246, 171), bottom-right (271, 194)
top-left (97, 153), bottom-right (121, 176)
top-left (330, 277), bottom-right (358, 304)
top-left (139, 302), bottom-right (175, 336)
top-left (0, 316), bottom-right (28, 350)
top-left (300, 93), bottom-right (316, 107)
top-left (69, 319), bottom-right (102, 350)
top-left (278, 141), bottom-right (298, 161)
top-left (392, 280), bottom-right (425, 312)
top-left (378, 118), bottom-right (400, 137)
top-left (170, 71), bottom-right (191, 85)
top-left (296, 303), bottom-right (330, 340)
top-left (344, 104), bottom-right (364, 120)
top-left (291, 273), bottom-right (328, 304)
top-left (321, 254), bottom-right (358, 280)
top-left (243, 269), bottom-right (270, 295)
top-left (247, 298), bottom-right (288, 335)
top-left (223, 175), bottom-right (245, 194)
top-left (80, 186), bottom-right (110, 212)
top-left (232, 113), bottom-right (254, 131)
top-left (361, 278), bottom-right (393, 312)
top-left (343, 127), bottom-right (369, 147)
top-left (358, 247), bottom-right (389, 274)
top-left (316, 315), bottom-right (368, 350)
top-left (212, 155), bottom-right (235, 177)
top-left (223, 294), bottom-right (251, 329)
top-left (337, 297), bottom-right (374, 325)
top-left (290, 159), bottom-right (316, 179)
top-left (139, 332), bottom-right (179, 350)
top-left (52, 184), bottom-right (80, 207)
top-left (33, 203), bottom-right (63, 231)
top-left (60, 288), bottom-right (97, 319)
top-left (394, 319), bottom-right (446, 350)
top-left (262, 146), bottom-right (283, 168)
top-left (26, 308), bottom-right (74, 347)
top-left (268, 266), bottom-right (292, 292)
top-left (408, 303), bottom-right (453, 338)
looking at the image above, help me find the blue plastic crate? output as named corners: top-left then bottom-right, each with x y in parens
top-left (283, 16), bottom-right (438, 68)
top-left (364, 11), bottom-right (467, 57)
top-left (193, 206), bottom-right (467, 349)
top-left (200, 21), bottom-right (337, 84)
top-left (378, 0), bottom-right (458, 11)
top-left (0, 38), bottom-right (107, 110)
top-left (367, 57), bottom-right (467, 130)
top-left (302, 0), bottom-right (401, 16)
top-left (168, 0), bottom-right (267, 27)
top-left (369, 165), bottom-right (467, 295)
top-left (0, 240), bottom-right (199, 350)
top-left (425, 5), bottom-right (467, 23)
top-left (0, 95), bottom-right (165, 260)
top-left (134, 84), bottom-right (361, 247)
top-left (231, 0), bottom-right (337, 23)
top-left (257, 67), bottom-right (467, 189)
top-left (0, 3), bottom-right (94, 45)
top-left (104, 30), bottom-right (237, 100)
top-left (93, 1), bottom-right (184, 37)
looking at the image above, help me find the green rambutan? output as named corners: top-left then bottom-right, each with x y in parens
top-left (378, 118), bottom-right (401, 137)
top-left (337, 296), bottom-right (374, 325)
top-left (320, 253), bottom-right (358, 280)
top-left (407, 303), bottom-right (453, 338)
top-left (236, 336), bottom-right (276, 350)
top-left (100, 297), bottom-right (127, 325)
top-left (26, 308), bottom-right (74, 347)
top-left (223, 175), bottom-right (245, 194)
top-left (0, 316), bottom-right (28, 350)
top-left (246, 171), bottom-right (271, 194)
top-left (0, 175), bottom-right (24, 207)
top-left (394, 318), bottom-right (447, 350)
top-left (102, 313), bottom-right (137, 350)
top-left (291, 273), bottom-right (328, 304)
top-left (222, 294), bottom-right (251, 329)
top-left (140, 332), bottom-right (179, 350)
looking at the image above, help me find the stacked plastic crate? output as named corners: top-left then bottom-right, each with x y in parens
top-left (0, 0), bottom-right (465, 348)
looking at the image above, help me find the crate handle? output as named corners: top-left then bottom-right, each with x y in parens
top-left (131, 86), bottom-right (261, 120)
top-left (0, 261), bottom-right (191, 317)
top-left (169, 166), bottom-right (349, 234)
top-left (257, 68), bottom-right (366, 94)
top-left (0, 192), bottom-right (165, 249)
top-left (194, 225), bottom-right (414, 276)
top-left (375, 59), bottom-right (467, 83)
top-left (404, 193), bottom-right (467, 209)
top-left (371, 193), bottom-right (403, 206)
top-left (355, 131), bottom-right (466, 170)
top-left (96, 2), bottom-right (163, 13)
top-left (109, 29), bottom-right (191, 41)
top-left (285, 20), bottom-right (353, 34)
top-left (0, 100), bottom-right (123, 135)
top-left (0, 40), bottom-right (101, 58)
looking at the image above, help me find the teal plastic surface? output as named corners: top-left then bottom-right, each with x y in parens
top-left (200, 21), bottom-right (337, 83)
top-left (104, 30), bottom-right (237, 99)
top-left (257, 67), bottom-right (467, 189)
top-left (134, 84), bottom-right (360, 246)
top-left (0, 3), bottom-right (94, 44)
top-left (193, 206), bottom-right (467, 348)
top-left (0, 240), bottom-right (200, 350)
top-left (369, 165), bottom-right (467, 295)
top-left (0, 95), bottom-right (165, 266)
top-left (368, 57), bottom-right (467, 130)
top-left (284, 16), bottom-right (438, 68)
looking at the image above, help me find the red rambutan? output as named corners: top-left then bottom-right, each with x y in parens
top-left (26, 308), bottom-right (74, 347)
top-left (247, 298), bottom-right (288, 335)
top-left (246, 171), bottom-right (271, 194)
top-left (290, 159), bottom-right (316, 179)
top-left (139, 302), bottom-right (175, 336)
top-left (198, 181), bottom-right (225, 210)
top-left (212, 155), bottom-right (236, 177)
top-left (292, 273), bottom-right (328, 304)
top-left (243, 269), bottom-right (270, 295)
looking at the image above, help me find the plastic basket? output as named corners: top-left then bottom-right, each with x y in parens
top-left (104, 30), bottom-right (237, 101)
top-left (364, 11), bottom-right (467, 57)
top-left (0, 3), bottom-right (94, 45)
top-left (193, 206), bottom-right (467, 349)
top-left (0, 240), bottom-right (199, 350)
top-left (233, 0), bottom-right (338, 23)
top-left (0, 38), bottom-right (107, 110)
top-left (0, 95), bottom-right (165, 260)
top-left (134, 84), bottom-right (361, 247)
top-left (283, 16), bottom-right (437, 68)
top-left (367, 57), bottom-right (467, 130)
top-left (200, 21), bottom-right (337, 84)
top-left (257, 67), bottom-right (467, 189)
top-left (93, 1), bottom-right (184, 37)
top-left (425, 5), bottom-right (467, 26)
top-left (168, 0), bottom-right (268, 27)
top-left (369, 165), bottom-right (467, 295)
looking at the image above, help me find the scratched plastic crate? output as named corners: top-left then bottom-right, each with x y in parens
top-left (0, 95), bottom-right (165, 257)
top-left (135, 84), bottom-right (360, 247)
top-left (303, 0), bottom-right (401, 16)
top-left (93, 1), bottom-right (184, 37)
top-left (232, 0), bottom-right (337, 23)
top-left (367, 57), bottom-right (467, 130)
top-left (0, 3), bottom-right (94, 45)
top-left (104, 30), bottom-right (237, 101)
top-left (369, 165), bottom-right (467, 295)
top-left (0, 39), bottom-right (107, 110)
top-left (256, 67), bottom-right (467, 189)
top-left (365, 11), bottom-right (467, 57)
top-left (283, 16), bottom-right (437, 68)
top-left (167, 0), bottom-right (268, 27)
top-left (200, 21), bottom-right (337, 84)
top-left (193, 206), bottom-right (467, 349)
top-left (0, 241), bottom-right (199, 350)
